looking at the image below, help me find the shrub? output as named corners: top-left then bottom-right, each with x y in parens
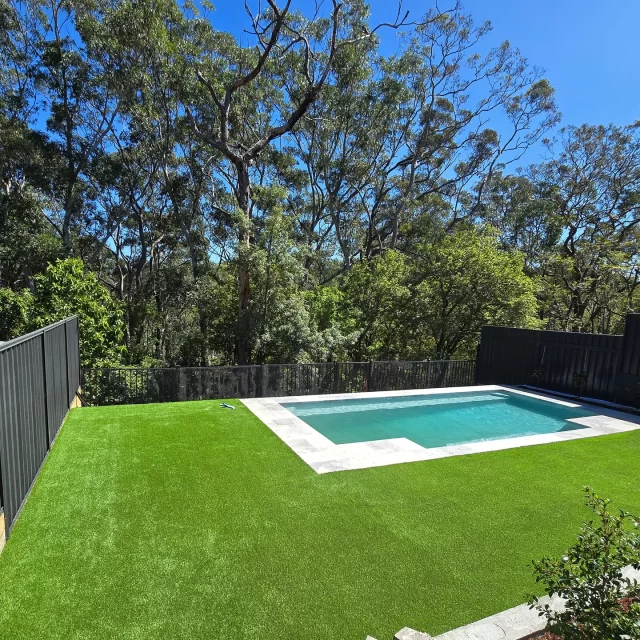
top-left (529, 487), bottom-right (640, 640)
top-left (0, 287), bottom-right (33, 340)
top-left (31, 258), bottom-right (126, 367)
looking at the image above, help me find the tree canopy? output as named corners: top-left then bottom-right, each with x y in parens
top-left (0, 0), bottom-right (638, 367)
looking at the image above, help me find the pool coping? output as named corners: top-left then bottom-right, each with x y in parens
top-left (241, 385), bottom-right (640, 474)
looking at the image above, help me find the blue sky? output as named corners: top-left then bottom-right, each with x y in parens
top-left (446, 0), bottom-right (640, 128)
top-left (211, 0), bottom-right (640, 132)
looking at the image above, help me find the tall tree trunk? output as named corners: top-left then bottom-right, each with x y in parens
top-left (235, 162), bottom-right (252, 364)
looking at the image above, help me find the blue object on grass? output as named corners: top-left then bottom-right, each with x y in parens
top-left (220, 403), bottom-right (235, 410)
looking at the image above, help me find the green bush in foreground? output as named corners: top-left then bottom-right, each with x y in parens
top-left (529, 487), bottom-right (640, 640)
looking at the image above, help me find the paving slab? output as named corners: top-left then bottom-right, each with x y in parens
top-left (432, 566), bottom-right (639, 640)
top-left (395, 627), bottom-right (433, 640)
top-left (242, 387), bottom-right (640, 473)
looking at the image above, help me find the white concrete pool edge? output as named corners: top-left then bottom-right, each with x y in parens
top-left (241, 385), bottom-right (640, 474)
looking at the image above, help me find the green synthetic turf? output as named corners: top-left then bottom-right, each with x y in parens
top-left (0, 400), bottom-right (639, 639)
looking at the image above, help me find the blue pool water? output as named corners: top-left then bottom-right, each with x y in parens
top-left (282, 391), bottom-right (595, 449)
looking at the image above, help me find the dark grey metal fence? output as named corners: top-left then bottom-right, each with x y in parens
top-left (81, 359), bottom-right (477, 406)
top-left (476, 314), bottom-right (640, 408)
top-left (0, 317), bottom-right (80, 536)
top-left (615, 314), bottom-right (640, 407)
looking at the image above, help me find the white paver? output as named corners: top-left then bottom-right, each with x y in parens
top-left (242, 385), bottom-right (640, 474)
top-left (367, 566), bottom-right (640, 640)
top-left (395, 627), bottom-right (433, 640)
top-left (433, 566), bottom-right (640, 640)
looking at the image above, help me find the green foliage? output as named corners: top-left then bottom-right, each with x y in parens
top-left (0, 288), bottom-right (34, 340)
top-left (531, 124), bottom-right (640, 333)
top-left (304, 286), bottom-right (359, 361)
top-left (529, 488), bottom-right (640, 640)
top-left (303, 233), bottom-right (539, 362)
top-left (30, 259), bottom-right (126, 367)
top-left (0, 113), bottom-right (65, 289)
top-left (409, 228), bottom-right (539, 359)
top-left (342, 251), bottom-right (411, 360)
top-left (1, 259), bottom-right (126, 366)
top-left (0, 0), bottom-right (636, 366)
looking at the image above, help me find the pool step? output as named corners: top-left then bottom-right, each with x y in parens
top-left (289, 393), bottom-right (508, 416)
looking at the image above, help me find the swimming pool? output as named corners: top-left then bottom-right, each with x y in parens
top-left (242, 386), bottom-right (640, 473)
top-left (282, 390), bottom-right (594, 449)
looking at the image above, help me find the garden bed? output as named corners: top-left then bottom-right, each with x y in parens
top-left (534, 595), bottom-right (640, 639)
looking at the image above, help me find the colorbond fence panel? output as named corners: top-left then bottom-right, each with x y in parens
top-left (538, 332), bottom-right (621, 402)
top-left (0, 339), bottom-right (48, 534)
top-left (475, 327), bottom-right (539, 386)
top-left (81, 359), bottom-right (478, 406)
top-left (0, 317), bottom-right (80, 536)
top-left (620, 314), bottom-right (640, 376)
top-left (476, 319), bottom-right (640, 407)
top-left (616, 314), bottom-right (640, 406)
top-left (44, 323), bottom-right (70, 445)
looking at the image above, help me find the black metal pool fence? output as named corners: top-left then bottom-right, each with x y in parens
top-left (4, 313), bottom-right (640, 537)
top-left (4, 312), bottom-right (640, 543)
top-left (0, 317), bottom-right (80, 537)
top-left (81, 359), bottom-right (477, 406)
top-left (80, 313), bottom-right (640, 408)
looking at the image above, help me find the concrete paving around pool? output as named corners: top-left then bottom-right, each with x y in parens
top-left (242, 385), bottom-right (640, 473)
top-left (375, 564), bottom-right (640, 640)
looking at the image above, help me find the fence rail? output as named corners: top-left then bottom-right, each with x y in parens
top-left (81, 359), bottom-right (477, 406)
top-left (0, 317), bottom-right (80, 536)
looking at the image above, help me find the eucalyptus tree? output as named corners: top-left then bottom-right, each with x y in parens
top-left (288, 2), bottom-right (559, 277)
top-left (8, 0), bottom-right (125, 250)
top-left (0, 110), bottom-right (63, 289)
top-left (66, 0), bottom-right (219, 363)
top-left (6, 0), bottom-right (638, 367)
top-left (286, 35), bottom-right (407, 273)
top-left (393, 5), bottom-right (558, 232)
top-left (0, 0), bottom-right (63, 288)
top-left (531, 124), bottom-right (640, 332)
top-left (475, 172), bottom-right (562, 271)
top-left (181, 0), bottom-right (409, 363)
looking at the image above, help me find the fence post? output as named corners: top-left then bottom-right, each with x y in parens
top-left (41, 331), bottom-right (50, 449)
top-left (261, 364), bottom-right (268, 398)
top-left (367, 360), bottom-right (374, 392)
top-left (76, 317), bottom-right (81, 399)
top-left (179, 368), bottom-right (186, 401)
top-left (63, 321), bottom-right (70, 407)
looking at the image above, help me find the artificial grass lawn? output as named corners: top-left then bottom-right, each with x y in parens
top-left (0, 401), bottom-right (639, 639)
